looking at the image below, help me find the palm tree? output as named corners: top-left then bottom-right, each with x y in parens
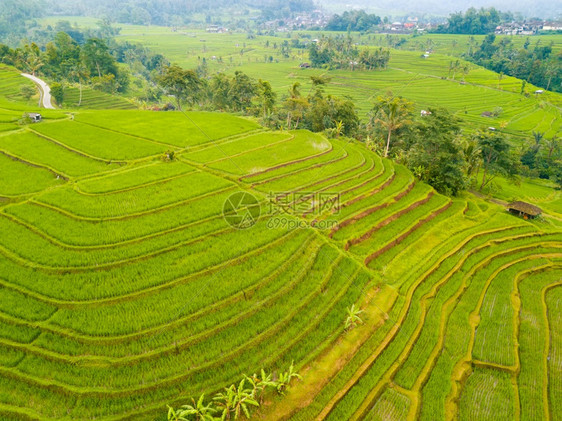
top-left (23, 43), bottom-right (43, 76)
top-left (179, 394), bottom-right (217, 421)
top-left (497, 71), bottom-right (504, 89)
top-left (371, 94), bottom-right (414, 158)
top-left (451, 39), bottom-right (458, 55)
top-left (345, 304), bottom-right (364, 330)
top-left (288, 81), bottom-right (301, 99)
top-left (532, 131), bottom-right (544, 147)
top-left (449, 59), bottom-right (461, 80)
top-left (426, 38), bottom-right (433, 51)
top-left (462, 65), bottom-right (470, 82)
top-left (545, 135), bottom-right (560, 159)
top-left (69, 62), bottom-right (90, 107)
top-left (466, 36), bottom-right (476, 56)
top-left (257, 79), bottom-right (276, 120)
top-left (545, 63), bottom-right (558, 91)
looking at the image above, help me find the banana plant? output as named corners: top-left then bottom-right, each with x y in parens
top-left (334, 120), bottom-right (344, 138)
top-left (232, 378), bottom-right (259, 419)
top-left (167, 405), bottom-right (189, 421)
top-left (276, 361), bottom-right (302, 394)
top-left (345, 304), bottom-right (364, 330)
top-left (246, 369), bottom-right (278, 403)
top-left (213, 385), bottom-right (236, 420)
top-left (179, 394), bottom-right (217, 421)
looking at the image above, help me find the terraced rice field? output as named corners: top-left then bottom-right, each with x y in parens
top-left (1, 69), bottom-right (562, 421)
top-left (61, 86), bottom-right (137, 110)
top-left (112, 27), bottom-right (562, 139)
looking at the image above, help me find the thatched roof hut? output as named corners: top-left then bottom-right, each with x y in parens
top-left (507, 201), bottom-right (542, 219)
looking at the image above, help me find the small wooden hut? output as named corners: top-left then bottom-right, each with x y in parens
top-left (507, 201), bottom-right (542, 219)
top-left (24, 112), bottom-right (42, 122)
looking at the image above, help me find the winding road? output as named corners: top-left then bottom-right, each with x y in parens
top-left (21, 73), bottom-right (55, 109)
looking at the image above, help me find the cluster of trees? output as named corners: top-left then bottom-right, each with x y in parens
top-left (157, 66), bottom-right (260, 113)
top-left (167, 364), bottom-right (301, 421)
top-left (309, 36), bottom-right (390, 70)
top-left (160, 64), bottom-right (561, 198)
top-left (0, 24), bottom-right (169, 105)
top-left (156, 65), bottom-right (359, 138)
top-left (325, 10), bottom-right (382, 32)
top-left (368, 94), bottom-right (562, 196)
top-left (435, 7), bottom-right (512, 35)
top-left (366, 99), bottom-right (470, 196)
top-left (1, 36), bottom-right (128, 103)
top-left (0, 0), bottom-right (42, 44)
top-left (519, 131), bottom-right (562, 182)
top-left (280, 78), bottom-right (358, 136)
top-left (157, 65), bottom-right (562, 198)
top-left (467, 34), bottom-right (561, 93)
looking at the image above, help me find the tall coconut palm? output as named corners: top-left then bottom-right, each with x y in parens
top-left (545, 135), bottom-right (560, 159)
top-left (497, 71), bottom-right (504, 89)
top-left (371, 94), bottom-right (414, 158)
top-left (69, 62), bottom-right (90, 107)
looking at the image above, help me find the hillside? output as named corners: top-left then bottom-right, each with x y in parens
top-left (111, 27), bottom-right (562, 139)
top-left (0, 67), bottom-right (561, 420)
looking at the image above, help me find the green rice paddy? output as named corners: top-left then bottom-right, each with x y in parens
top-left (1, 28), bottom-right (561, 420)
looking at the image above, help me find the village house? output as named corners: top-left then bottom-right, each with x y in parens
top-left (543, 22), bottom-right (562, 31)
top-left (206, 25), bottom-right (228, 33)
top-left (495, 21), bottom-right (542, 35)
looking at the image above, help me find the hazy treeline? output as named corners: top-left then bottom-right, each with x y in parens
top-left (325, 10), bottom-right (382, 32)
top-left (434, 7), bottom-right (514, 35)
top-left (30, 0), bottom-right (314, 27)
top-left (466, 34), bottom-right (562, 93)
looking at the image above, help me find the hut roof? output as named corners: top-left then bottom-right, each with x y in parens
top-left (508, 201), bottom-right (542, 216)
